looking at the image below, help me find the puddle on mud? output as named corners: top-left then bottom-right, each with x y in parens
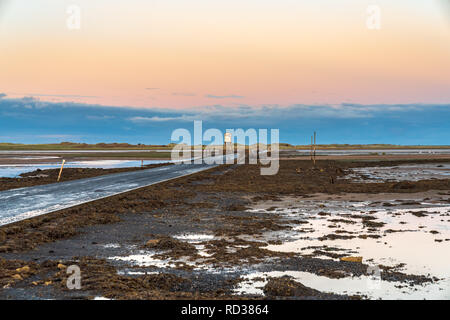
top-left (109, 250), bottom-right (242, 275)
top-left (173, 233), bottom-right (215, 257)
top-left (103, 243), bottom-right (121, 249)
top-left (173, 233), bottom-right (215, 242)
top-left (246, 199), bottom-right (450, 299)
top-left (109, 233), bottom-right (222, 272)
top-left (343, 164), bottom-right (450, 183)
top-left (108, 207), bottom-right (450, 299)
top-left (117, 270), bottom-right (160, 276)
top-left (110, 251), bottom-right (177, 268)
top-left (234, 270), bottom-right (449, 299)
top-left (0, 160), bottom-right (172, 178)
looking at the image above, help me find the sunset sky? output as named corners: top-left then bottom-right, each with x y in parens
top-left (0, 0), bottom-right (449, 144)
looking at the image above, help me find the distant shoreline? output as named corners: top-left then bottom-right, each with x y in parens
top-left (1, 142), bottom-right (450, 151)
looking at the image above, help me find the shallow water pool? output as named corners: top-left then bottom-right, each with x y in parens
top-left (0, 160), bottom-right (171, 178)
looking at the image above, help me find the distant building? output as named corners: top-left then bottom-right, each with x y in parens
top-left (224, 132), bottom-right (232, 144)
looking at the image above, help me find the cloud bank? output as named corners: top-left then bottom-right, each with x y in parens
top-left (0, 96), bottom-right (449, 145)
top-left (205, 94), bottom-right (245, 99)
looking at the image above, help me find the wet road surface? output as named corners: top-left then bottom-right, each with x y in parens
top-left (0, 162), bottom-right (219, 226)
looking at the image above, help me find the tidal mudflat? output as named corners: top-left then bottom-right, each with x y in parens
top-left (0, 158), bottom-right (449, 300)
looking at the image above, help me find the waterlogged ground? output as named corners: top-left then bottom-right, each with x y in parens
top-left (1, 159), bottom-right (450, 300)
top-left (294, 149), bottom-right (450, 156)
top-left (342, 163), bottom-right (450, 183)
top-left (97, 192), bottom-right (450, 300)
top-left (239, 193), bottom-right (450, 299)
top-left (0, 160), bottom-right (172, 178)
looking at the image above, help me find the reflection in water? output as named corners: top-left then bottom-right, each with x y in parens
top-left (247, 200), bottom-right (450, 299)
top-left (295, 149), bottom-right (450, 155)
top-left (342, 164), bottom-right (450, 183)
top-left (235, 270), bottom-right (450, 299)
top-left (0, 160), bottom-right (171, 178)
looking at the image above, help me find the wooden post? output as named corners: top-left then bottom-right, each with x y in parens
top-left (141, 160), bottom-right (144, 168)
top-left (313, 131), bottom-right (316, 166)
top-left (57, 159), bottom-right (66, 182)
top-left (310, 136), bottom-right (313, 162)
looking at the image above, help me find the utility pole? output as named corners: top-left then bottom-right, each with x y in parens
top-left (313, 131), bottom-right (316, 166)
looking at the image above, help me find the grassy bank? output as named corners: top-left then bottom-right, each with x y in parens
top-left (0, 142), bottom-right (173, 151)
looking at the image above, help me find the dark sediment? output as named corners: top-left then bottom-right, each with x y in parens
top-left (0, 159), bottom-right (448, 299)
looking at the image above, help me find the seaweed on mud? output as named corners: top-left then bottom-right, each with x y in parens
top-left (411, 211), bottom-right (428, 217)
top-left (328, 219), bottom-right (356, 225)
top-left (2, 160), bottom-right (449, 254)
top-left (0, 164), bottom-right (170, 192)
top-left (1, 159), bottom-right (449, 299)
top-left (144, 236), bottom-right (198, 259)
top-left (0, 258), bottom-right (39, 287)
top-left (213, 214), bottom-right (289, 237)
top-left (362, 220), bottom-right (386, 228)
top-left (49, 257), bottom-right (227, 300)
top-left (262, 276), bottom-right (359, 299)
top-left (318, 234), bottom-right (356, 241)
top-left (311, 250), bottom-right (347, 259)
top-left (1, 256), bottom-right (242, 300)
top-left (263, 277), bottom-right (322, 297)
top-left (201, 238), bottom-right (293, 265)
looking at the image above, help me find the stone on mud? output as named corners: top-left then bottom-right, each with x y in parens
top-left (263, 277), bottom-right (321, 297)
top-left (15, 266), bottom-right (30, 273)
top-left (11, 274), bottom-right (23, 281)
top-left (340, 256), bottom-right (363, 263)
